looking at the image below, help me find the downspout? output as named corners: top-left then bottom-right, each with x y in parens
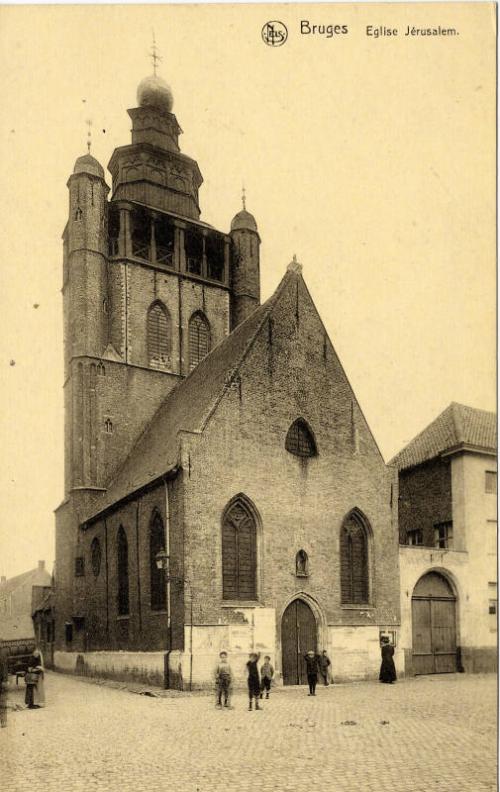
top-left (164, 478), bottom-right (171, 688)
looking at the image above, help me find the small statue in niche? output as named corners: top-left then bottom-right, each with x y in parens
top-left (296, 549), bottom-right (309, 577)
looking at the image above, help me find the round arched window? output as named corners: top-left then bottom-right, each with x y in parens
top-left (91, 537), bottom-right (101, 577)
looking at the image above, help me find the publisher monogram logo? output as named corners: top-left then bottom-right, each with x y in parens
top-left (262, 21), bottom-right (288, 47)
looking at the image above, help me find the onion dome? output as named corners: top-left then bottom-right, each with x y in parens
top-left (230, 209), bottom-right (258, 233)
top-left (73, 154), bottom-right (105, 179)
top-left (137, 74), bottom-right (174, 114)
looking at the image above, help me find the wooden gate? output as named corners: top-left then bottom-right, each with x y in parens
top-left (281, 599), bottom-right (317, 685)
top-left (412, 572), bottom-right (457, 675)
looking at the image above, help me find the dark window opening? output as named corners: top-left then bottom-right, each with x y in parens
top-left (74, 557), bottom-right (85, 577)
top-left (155, 219), bottom-right (175, 266)
top-left (285, 419), bottom-right (317, 458)
top-left (131, 208), bottom-right (151, 260)
top-left (222, 499), bottom-right (257, 601)
top-left (108, 206), bottom-right (120, 256)
top-left (340, 512), bottom-right (369, 604)
top-left (65, 622), bottom-right (73, 644)
top-left (104, 418), bottom-right (113, 434)
top-left (185, 228), bottom-right (203, 275)
top-left (117, 526), bottom-right (129, 616)
top-left (407, 529), bottom-right (423, 546)
top-left (150, 511), bottom-right (166, 611)
top-left (206, 233), bottom-right (225, 282)
top-left (434, 521), bottom-right (453, 549)
top-left (188, 311), bottom-right (211, 370)
top-left (74, 207), bottom-right (83, 221)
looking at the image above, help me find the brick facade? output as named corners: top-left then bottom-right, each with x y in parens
top-left (55, 78), bottom-right (401, 686)
top-left (398, 457), bottom-right (452, 545)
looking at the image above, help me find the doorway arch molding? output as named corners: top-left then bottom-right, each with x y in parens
top-left (278, 592), bottom-right (328, 654)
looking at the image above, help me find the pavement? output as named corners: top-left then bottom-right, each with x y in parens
top-left (1, 671), bottom-right (497, 792)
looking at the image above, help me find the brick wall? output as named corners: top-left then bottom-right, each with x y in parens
top-left (398, 458), bottom-right (452, 545)
top-left (180, 273), bottom-right (400, 641)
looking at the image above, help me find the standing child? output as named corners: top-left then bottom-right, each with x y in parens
top-left (303, 650), bottom-right (319, 696)
top-left (259, 655), bottom-right (274, 699)
top-left (318, 650), bottom-right (332, 686)
top-left (214, 651), bottom-right (233, 708)
top-left (246, 652), bottom-right (261, 710)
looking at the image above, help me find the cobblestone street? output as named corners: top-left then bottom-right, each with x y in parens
top-left (2, 672), bottom-right (496, 792)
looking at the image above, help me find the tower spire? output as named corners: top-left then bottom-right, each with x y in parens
top-left (86, 119), bottom-right (92, 154)
top-left (150, 31), bottom-right (162, 77)
top-left (242, 184), bottom-right (246, 210)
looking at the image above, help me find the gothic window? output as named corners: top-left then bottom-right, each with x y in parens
top-left (296, 549), bottom-right (309, 577)
top-left (340, 511), bottom-right (370, 605)
top-left (117, 526), bottom-right (129, 616)
top-left (150, 510), bottom-right (166, 611)
top-left (104, 418), bottom-right (113, 434)
top-left (188, 311), bottom-right (211, 370)
top-left (285, 419), bottom-right (317, 458)
top-left (91, 537), bottom-right (101, 577)
top-left (97, 361), bottom-right (106, 376)
top-left (222, 499), bottom-right (257, 601)
top-left (147, 301), bottom-right (171, 367)
top-left (74, 207), bottom-right (83, 221)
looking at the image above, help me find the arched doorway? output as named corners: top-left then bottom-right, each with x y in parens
top-left (281, 598), bottom-right (317, 685)
top-left (412, 571), bottom-right (457, 675)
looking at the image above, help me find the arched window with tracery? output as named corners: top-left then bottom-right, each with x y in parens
top-left (340, 510), bottom-right (370, 605)
top-left (147, 301), bottom-right (171, 368)
top-left (285, 418), bottom-right (317, 458)
top-left (222, 498), bottom-right (257, 601)
top-left (150, 510), bottom-right (166, 611)
top-left (117, 526), bottom-right (129, 616)
top-left (188, 311), bottom-right (211, 370)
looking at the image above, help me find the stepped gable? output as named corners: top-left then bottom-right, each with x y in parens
top-left (390, 402), bottom-right (497, 471)
top-left (84, 271), bottom-right (291, 524)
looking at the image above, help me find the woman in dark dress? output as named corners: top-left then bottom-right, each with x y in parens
top-left (246, 652), bottom-right (261, 710)
top-left (379, 639), bottom-right (397, 683)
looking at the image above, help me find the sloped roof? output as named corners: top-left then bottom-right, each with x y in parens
top-left (390, 403), bottom-right (497, 471)
top-left (0, 615), bottom-right (35, 643)
top-left (0, 566), bottom-right (51, 597)
top-left (84, 272), bottom-right (289, 524)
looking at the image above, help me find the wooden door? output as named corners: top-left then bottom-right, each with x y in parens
top-left (412, 572), bottom-right (457, 675)
top-left (281, 599), bottom-right (317, 685)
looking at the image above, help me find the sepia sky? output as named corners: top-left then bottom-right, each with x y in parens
top-left (0, 3), bottom-right (495, 579)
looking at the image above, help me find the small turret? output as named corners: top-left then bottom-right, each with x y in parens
top-left (229, 192), bottom-right (261, 329)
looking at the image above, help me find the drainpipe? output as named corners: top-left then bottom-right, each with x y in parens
top-left (164, 478), bottom-right (171, 688)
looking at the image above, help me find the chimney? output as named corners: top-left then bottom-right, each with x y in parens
top-left (38, 561), bottom-right (45, 572)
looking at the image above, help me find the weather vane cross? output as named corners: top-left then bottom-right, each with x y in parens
top-left (86, 119), bottom-right (93, 154)
top-left (242, 185), bottom-right (246, 210)
top-left (150, 31), bottom-right (162, 76)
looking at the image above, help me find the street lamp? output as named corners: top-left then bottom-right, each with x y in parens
top-left (155, 549), bottom-right (194, 691)
top-left (155, 549), bottom-right (171, 688)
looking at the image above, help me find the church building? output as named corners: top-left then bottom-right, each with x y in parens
top-left (54, 73), bottom-right (401, 688)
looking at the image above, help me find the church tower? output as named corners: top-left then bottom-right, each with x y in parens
top-left (229, 198), bottom-right (261, 329)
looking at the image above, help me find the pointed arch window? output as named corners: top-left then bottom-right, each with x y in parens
top-left (147, 301), bottom-right (171, 368)
top-left (340, 511), bottom-right (370, 605)
top-left (285, 419), bottom-right (317, 458)
top-left (150, 510), bottom-right (166, 611)
top-left (188, 311), bottom-right (211, 370)
top-left (222, 499), bottom-right (257, 601)
top-left (117, 526), bottom-right (129, 616)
